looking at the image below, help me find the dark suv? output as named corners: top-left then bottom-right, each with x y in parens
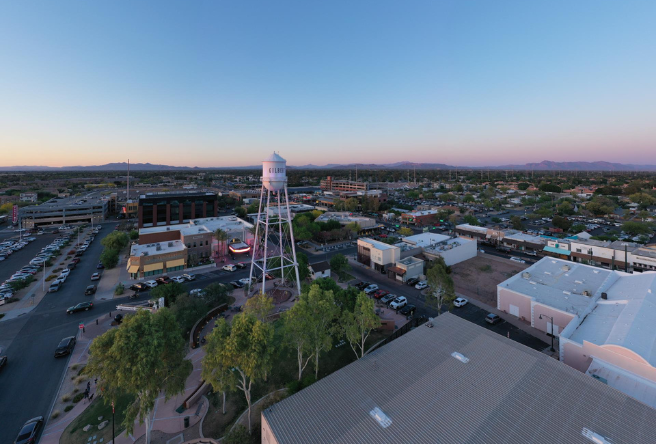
top-left (84, 285), bottom-right (96, 296)
top-left (54, 336), bottom-right (76, 357)
top-left (406, 277), bottom-right (420, 287)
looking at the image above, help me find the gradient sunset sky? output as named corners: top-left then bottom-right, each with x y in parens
top-left (1, 1), bottom-right (655, 167)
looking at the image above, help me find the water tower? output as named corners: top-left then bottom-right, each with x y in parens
top-left (248, 152), bottom-right (302, 295)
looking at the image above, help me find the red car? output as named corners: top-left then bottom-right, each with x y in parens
top-left (71, 258), bottom-right (81, 264)
top-left (68, 250), bottom-right (76, 255)
top-left (373, 289), bottom-right (389, 299)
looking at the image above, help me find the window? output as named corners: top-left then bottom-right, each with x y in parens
top-left (182, 200), bottom-right (192, 220)
top-left (170, 200), bottom-right (180, 222)
top-left (195, 200), bottom-right (204, 218)
top-left (142, 202), bottom-right (153, 225)
top-left (157, 200), bottom-right (167, 224)
top-left (205, 240), bottom-right (209, 246)
top-left (193, 242), bottom-right (197, 248)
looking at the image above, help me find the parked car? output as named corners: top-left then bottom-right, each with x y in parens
top-left (49, 282), bottom-right (61, 293)
top-left (230, 281), bottom-right (244, 288)
top-left (454, 297), bottom-right (468, 308)
top-left (71, 257), bottom-right (81, 264)
top-left (0, 354), bottom-right (7, 371)
top-left (97, 262), bottom-right (105, 269)
top-left (182, 273), bottom-right (196, 281)
top-left (67, 302), bottom-right (93, 314)
top-left (114, 313), bottom-right (124, 324)
top-left (257, 273), bottom-right (274, 282)
top-left (363, 284), bottom-right (379, 294)
top-left (373, 289), bottom-right (389, 299)
top-left (406, 277), bottom-right (420, 287)
top-left (190, 289), bottom-right (205, 297)
top-left (509, 257), bottom-right (526, 264)
top-left (54, 336), bottom-right (76, 357)
top-left (130, 283), bottom-right (148, 292)
top-left (67, 262), bottom-right (77, 270)
top-left (485, 313), bottom-right (502, 325)
top-left (84, 285), bottom-right (97, 296)
top-left (60, 268), bottom-right (71, 278)
top-left (380, 293), bottom-right (396, 305)
top-left (14, 416), bottom-right (44, 444)
top-left (235, 262), bottom-right (247, 269)
top-left (355, 281), bottom-right (370, 290)
top-left (223, 264), bottom-right (237, 272)
top-left (525, 251), bottom-right (537, 257)
top-left (399, 304), bottom-right (416, 316)
top-left (156, 276), bottom-right (172, 285)
top-left (239, 278), bottom-right (251, 285)
top-left (415, 281), bottom-right (429, 290)
top-left (171, 276), bottom-right (186, 284)
top-left (90, 272), bottom-right (101, 281)
top-left (389, 296), bottom-right (408, 310)
top-left (144, 280), bottom-right (158, 288)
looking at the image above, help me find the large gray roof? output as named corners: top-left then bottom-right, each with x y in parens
top-left (263, 313), bottom-right (656, 444)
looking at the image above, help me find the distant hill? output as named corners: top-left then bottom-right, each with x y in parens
top-left (0, 159), bottom-right (655, 172)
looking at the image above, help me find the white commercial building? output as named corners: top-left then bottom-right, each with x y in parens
top-left (357, 238), bottom-right (400, 273)
top-left (315, 212), bottom-right (377, 230)
top-left (401, 232), bottom-right (477, 266)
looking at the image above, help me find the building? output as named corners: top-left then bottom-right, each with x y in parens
top-left (402, 233), bottom-right (477, 266)
top-left (19, 192), bottom-right (38, 203)
top-left (314, 212), bottom-right (377, 230)
top-left (261, 313), bottom-right (656, 444)
top-left (308, 261), bottom-right (331, 280)
top-left (137, 191), bottom-right (218, 228)
top-left (386, 256), bottom-right (423, 283)
top-left (498, 257), bottom-right (656, 408)
top-left (632, 246), bottom-right (656, 272)
top-left (19, 194), bottom-right (109, 228)
top-left (569, 238), bottom-right (638, 271)
top-left (320, 176), bottom-right (368, 192)
top-left (126, 240), bottom-right (187, 279)
top-left (454, 223), bottom-right (489, 241)
top-left (400, 209), bottom-right (439, 226)
top-left (356, 238), bottom-right (400, 273)
top-left (499, 230), bottom-right (547, 253)
top-left (136, 216), bottom-right (255, 269)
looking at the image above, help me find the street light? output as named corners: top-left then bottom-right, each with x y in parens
top-left (539, 314), bottom-right (555, 352)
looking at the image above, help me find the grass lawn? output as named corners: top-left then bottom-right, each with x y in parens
top-left (337, 272), bottom-right (355, 283)
top-left (62, 393), bottom-right (134, 444)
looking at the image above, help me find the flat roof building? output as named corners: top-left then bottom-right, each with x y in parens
top-left (137, 191), bottom-right (218, 228)
top-left (127, 240), bottom-right (187, 278)
top-left (314, 212), bottom-right (377, 230)
top-left (262, 313), bottom-right (656, 444)
top-left (19, 192), bottom-right (110, 228)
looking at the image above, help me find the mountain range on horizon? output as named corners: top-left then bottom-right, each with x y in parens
top-left (0, 160), bottom-right (655, 172)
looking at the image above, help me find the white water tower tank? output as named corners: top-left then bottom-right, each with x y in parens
top-left (262, 152), bottom-right (287, 191)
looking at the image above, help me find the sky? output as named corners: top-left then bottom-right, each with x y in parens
top-left (1, 0), bottom-right (655, 168)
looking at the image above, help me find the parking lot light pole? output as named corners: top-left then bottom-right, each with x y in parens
top-left (539, 314), bottom-right (555, 352)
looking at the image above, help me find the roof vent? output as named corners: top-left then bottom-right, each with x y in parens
top-left (563, 291), bottom-right (571, 295)
top-left (562, 265), bottom-right (571, 271)
top-left (583, 290), bottom-right (591, 296)
top-left (522, 272), bottom-right (531, 279)
top-left (369, 407), bottom-right (392, 428)
top-left (451, 352), bottom-right (469, 363)
top-left (581, 427), bottom-right (612, 444)
top-left (601, 292), bottom-right (607, 300)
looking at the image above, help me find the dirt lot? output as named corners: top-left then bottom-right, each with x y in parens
top-left (451, 254), bottom-right (529, 306)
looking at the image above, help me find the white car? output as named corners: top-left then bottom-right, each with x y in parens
top-left (222, 264), bottom-right (237, 272)
top-left (454, 297), bottom-right (468, 308)
top-left (415, 281), bottom-right (429, 290)
top-left (145, 280), bottom-right (158, 288)
top-left (60, 268), bottom-right (71, 277)
top-left (182, 273), bottom-right (196, 281)
top-left (171, 276), bottom-right (186, 284)
top-left (363, 284), bottom-right (379, 294)
top-left (239, 278), bottom-right (251, 285)
top-left (190, 289), bottom-right (205, 297)
top-left (509, 257), bottom-right (526, 264)
top-left (389, 296), bottom-right (408, 310)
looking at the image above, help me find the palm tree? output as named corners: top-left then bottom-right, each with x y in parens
top-left (214, 228), bottom-right (228, 257)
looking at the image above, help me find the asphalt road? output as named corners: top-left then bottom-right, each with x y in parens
top-left (0, 224), bottom-right (120, 444)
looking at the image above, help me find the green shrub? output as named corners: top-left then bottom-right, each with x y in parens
top-left (62, 393), bottom-right (71, 402)
top-left (64, 405), bottom-right (74, 412)
top-left (72, 393), bottom-right (85, 403)
top-left (51, 410), bottom-right (61, 419)
top-left (114, 282), bottom-right (125, 296)
top-left (46, 275), bottom-right (57, 282)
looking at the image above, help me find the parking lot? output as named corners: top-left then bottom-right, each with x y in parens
top-left (0, 232), bottom-right (61, 288)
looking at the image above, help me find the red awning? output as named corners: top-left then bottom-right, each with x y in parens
top-left (387, 266), bottom-right (406, 275)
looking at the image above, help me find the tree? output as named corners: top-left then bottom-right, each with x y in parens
top-left (150, 281), bottom-right (186, 306)
top-left (85, 309), bottom-right (192, 444)
top-left (234, 207), bottom-right (247, 218)
top-left (282, 300), bottom-right (314, 381)
top-left (463, 214), bottom-right (479, 226)
top-left (518, 182), bottom-right (530, 191)
top-left (341, 293), bottom-right (380, 359)
top-left (214, 228), bottom-right (228, 256)
top-left (622, 221), bottom-right (653, 236)
top-left (586, 196), bottom-right (615, 216)
top-left (202, 313), bottom-right (274, 434)
top-left (170, 293), bottom-right (209, 336)
top-left (570, 223), bottom-right (586, 233)
top-left (101, 231), bottom-right (129, 251)
top-left (129, 230), bottom-right (139, 240)
top-left (539, 183), bottom-right (562, 193)
top-left (629, 193), bottom-right (656, 208)
top-left (345, 221), bottom-right (361, 235)
top-left (557, 200), bottom-right (575, 216)
top-left (100, 248), bottom-right (119, 269)
top-left (330, 253), bottom-right (350, 277)
top-left (0, 202), bottom-right (13, 214)
top-left (510, 216), bottom-right (523, 230)
top-left (202, 282), bottom-right (233, 307)
top-left (201, 318), bottom-right (234, 415)
top-left (463, 194), bottom-right (475, 203)
top-left (243, 293), bottom-right (274, 322)
top-left (425, 258), bottom-right (456, 315)
top-left (552, 215), bottom-right (572, 232)
top-left (344, 198), bottom-right (358, 212)
top-left (304, 285), bottom-right (340, 378)
top-left (398, 227), bottom-right (414, 236)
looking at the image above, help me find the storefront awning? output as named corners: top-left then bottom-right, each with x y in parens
top-left (387, 266), bottom-right (406, 275)
top-left (166, 258), bottom-right (185, 268)
top-left (127, 264), bottom-right (139, 273)
top-left (544, 246), bottom-right (571, 256)
top-left (143, 262), bottom-right (164, 272)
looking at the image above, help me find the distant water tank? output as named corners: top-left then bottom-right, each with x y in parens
top-left (262, 152), bottom-right (287, 191)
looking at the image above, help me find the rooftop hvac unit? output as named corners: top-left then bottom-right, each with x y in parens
top-left (522, 272), bottom-right (531, 279)
top-left (583, 290), bottom-right (591, 296)
top-left (561, 265), bottom-right (571, 271)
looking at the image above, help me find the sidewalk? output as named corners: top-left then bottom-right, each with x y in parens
top-left (41, 312), bottom-right (210, 444)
